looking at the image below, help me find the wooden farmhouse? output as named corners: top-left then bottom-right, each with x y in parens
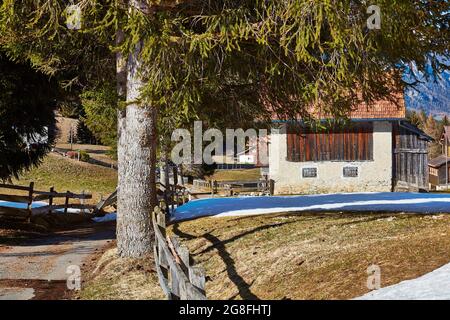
top-left (268, 98), bottom-right (433, 194)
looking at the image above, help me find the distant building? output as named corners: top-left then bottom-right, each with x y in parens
top-left (429, 126), bottom-right (450, 190)
top-left (440, 126), bottom-right (450, 156)
top-left (429, 155), bottom-right (450, 190)
top-left (269, 97), bottom-right (433, 194)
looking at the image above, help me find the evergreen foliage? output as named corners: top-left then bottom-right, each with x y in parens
top-left (0, 52), bottom-right (57, 180)
top-left (80, 83), bottom-right (118, 153)
top-left (75, 117), bottom-right (98, 145)
top-left (1, 1), bottom-right (448, 127)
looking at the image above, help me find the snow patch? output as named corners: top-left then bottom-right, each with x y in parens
top-left (356, 263), bottom-right (450, 300)
top-left (0, 200), bottom-right (48, 210)
top-left (92, 212), bottom-right (117, 223)
top-left (172, 192), bottom-right (450, 221)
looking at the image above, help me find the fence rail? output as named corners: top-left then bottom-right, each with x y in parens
top-left (0, 183), bottom-right (94, 220)
top-left (193, 178), bottom-right (275, 196)
top-left (152, 206), bottom-right (207, 300)
top-left (96, 189), bottom-right (117, 212)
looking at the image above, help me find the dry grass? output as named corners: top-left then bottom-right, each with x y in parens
top-left (206, 168), bottom-right (262, 181)
top-left (55, 116), bottom-right (116, 166)
top-left (78, 247), bottom-right (165, 300)
top-left (169, 212), bottom-right (450, 300)
top-left (55, 143), bottom-right (117, 167)
top-left (8, 153), bottom-right (117, 204)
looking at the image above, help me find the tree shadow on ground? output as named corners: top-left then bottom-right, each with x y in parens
top-left (172, 221), bottom-right (296, 300)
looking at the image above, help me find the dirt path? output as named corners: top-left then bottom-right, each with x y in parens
top-left (0, 222), bottom-right (115, 300)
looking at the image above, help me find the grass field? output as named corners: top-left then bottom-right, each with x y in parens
top-left (8, 153), bottom-right (117, 204)
top-left (80, 211), bottom-right (450, 300)
top-left (169, 212), bottom-right (450, 300)
top-left (206, 168), bottom-right (262, 181)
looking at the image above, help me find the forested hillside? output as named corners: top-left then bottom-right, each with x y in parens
top-left (405, 58), bottom-right (450, 118)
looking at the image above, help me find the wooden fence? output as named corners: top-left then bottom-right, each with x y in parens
top-left (96, 189), bottom-right (117, 212)
top-left (152, 205), bottom-right (207, 300)
top-left (193, 178), bottom-right (275, 196)
top-left (0, 183), bottom-right (94, 220)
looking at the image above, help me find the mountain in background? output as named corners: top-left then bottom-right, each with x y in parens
top-left (404, 58), bottom-right (450, 119)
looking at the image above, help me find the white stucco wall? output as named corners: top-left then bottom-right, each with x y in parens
top-left (269, 121), bottom-right (393, 194)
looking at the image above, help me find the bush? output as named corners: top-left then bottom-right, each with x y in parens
top-left (79, 150), bottom-right (90, 162)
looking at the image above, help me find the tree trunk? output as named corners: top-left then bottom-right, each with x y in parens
top-left (117, 24), bottom-right (158, 257)
top-left (116, 28), bottom-right (127, 188)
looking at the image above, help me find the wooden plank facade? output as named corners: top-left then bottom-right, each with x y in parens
top-left (392, 122), bottom-right (430, 191)
top-left (286, 122), bottom-right (374, 162)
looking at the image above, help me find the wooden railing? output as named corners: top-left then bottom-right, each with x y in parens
top-left (0, 183), bottom-right (94, 220)
top-left (193, 178), bottom-right (275, 196)
top-left (157, 182), bottom-right (191, 213)
top-left (95, 189), bottom-right (117, 212)
top-left (152, 205), bottom-right (207, 300)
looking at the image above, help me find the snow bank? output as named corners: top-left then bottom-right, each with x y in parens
top-left (0, 200), bottom-right (48, 210)
top-left (172, 192), bottom-right (450, 221)
top-left (0, 201), bottom-right (85, 215)
top-left (92, 212), bottom-right (117, 223)
top-left (356, 263), bottom-right (450, 300)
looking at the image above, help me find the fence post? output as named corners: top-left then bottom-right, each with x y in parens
top-left (177, 245), bottom-right (190, 300)
top-left (210, 180), bottom-right (214, 197)
top-left (269, 179), bottom-right (275, 196)
top-left (173, 166), bottom-right (179, 186)
top-left (175, 188), bottom-right (179, 207)
top-left (189, 266), bottom-right (206, 295)
top-left (27, 182), bottom-right (34, 222)
top-left (156, 207), bottom-right (170, 281)
top-left (170, 184), bottom-right (175, 213)
top-left (80, 190), bottom-right (85, 214)
top-left (48, 186), bottom-right (54, 214)
top-left (211, 180), bottom-right (217, 197)
top-left (64, 191), bottom-right (70, 214)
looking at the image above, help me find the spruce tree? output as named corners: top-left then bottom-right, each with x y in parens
top-left (0, 52), bottom-right (57, 180)
top-left (1, 1), bottom-right (448, 257)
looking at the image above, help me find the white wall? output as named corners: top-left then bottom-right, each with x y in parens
top-left (269, 121), bottom-right (393, 194)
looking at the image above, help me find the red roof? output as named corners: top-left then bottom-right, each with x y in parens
top-left (268, 93), bottom-right (406, 121)
top-left (349, 96), bottom-right (405, 119)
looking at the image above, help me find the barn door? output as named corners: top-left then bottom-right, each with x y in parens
top-left (393, 124), bottom-right (429, 191)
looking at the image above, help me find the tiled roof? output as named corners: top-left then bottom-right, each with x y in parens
top-left (349, 97), bottom-right (405, 119)
top-left (269, 93), bottom-right (406, 121)
top-left (429, 155), bottom-right (450, 168)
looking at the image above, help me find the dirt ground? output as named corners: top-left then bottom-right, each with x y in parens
top-left (0, 220), bottom-right (115, 300)
top-left (8, 210), bottom-right (449, 300)
top-left (169, 211), bottom-right (450, 300)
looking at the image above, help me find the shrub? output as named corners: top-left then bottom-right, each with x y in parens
top-left (79, 150), bottom-right (90, 162)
